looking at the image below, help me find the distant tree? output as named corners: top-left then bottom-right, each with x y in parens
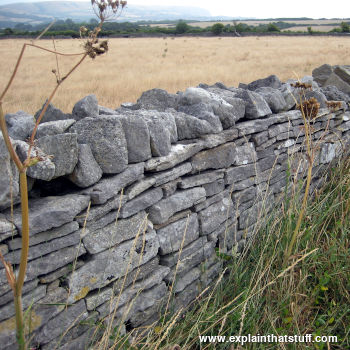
top-left (4, 28), bottom-right (14, 35)
top-left (175, 20), bottom-right (189, 34)
top-left (267, 23), bottom-right (280, 32)
top-left (340, 21), bottom-right (350, 32)
top-left (211, 23), bottom-right (225, 35)
top-left (307, 26), bottom-right (313, 34)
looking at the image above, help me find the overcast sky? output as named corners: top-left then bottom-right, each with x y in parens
top-left (0, 0), bottom-right (349, 19)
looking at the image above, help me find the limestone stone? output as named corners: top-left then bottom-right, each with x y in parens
top-left (172, 280), bottom-right (199, 312)
top-left (69, 115), bottom-right (128, 174)
top-left (67, 230), bottom-right (159, 303)
top-left (234, 90), bottom-right (272, 119)
top-left (200, 262), bottom-right (221, 287)
top-left (225, 163), bottom-right (256, 184)
top-left (173, 267), bottom-right (201, 293)
top-left (231, 177), bottom-right (255, 191)
top-left (194, 189), bottom-right (231, 212)
top-left (136, 88), bottom-right (177, 111)
top-left (178, 170), bottom-right (224, 189)
top-left (268, 122), bottom-right (292, 138)
top-left (36, 133), bottom-right (79, 178)
top-left (203, 178), bottom-right (225, 197)
top-left (145, 143), bottom-right (203, 172)
top-left (125, 177), bottom-right (156, 200)
top-left (235, 143), bottom-right (257, 165)
top-left (235, 119), bottom-right (270, 136)
top-left (0, 279), bottom-right (38, 306)
top-left (200, 128), bottom-right (239, 149)
top-left (116, 113), bottom-right (152, 163)
top-left (5, 230), bottom-right (80, 264)
top-left (0, 215), bottom-right (16, 243)
top-left (324, 73), bottom-right (350, 95)
top-left (208, 218), bottom-right (237, 250)
top-left (33, 300), bottom-right (88, 345)
top-left (0, 285), bottom-right (46, 322)
top-left (83, 211), bottom-right (148, 254)
top-left (33, 119), bottom-right (76, 138)
top-left (7, 194), bottom-right (90, 235)
top-left (152, 162), bottom-right (192, 186)
top-left (320, 142), bottom-right (342, 164)
top-left (119, 188), bottom-right (163, 218)
top-left (174, 111), bottom-right (213, 139)
top-left (86, 257), bottom-right (161, 310)
top-left (334, 65), bottom-right (350, 85)
top-left (247, 74), bottom-right (282, 90)
top-left (198, 198), bottom-right (235, 235)
top-left (157, 213), bottom-right (199, 255)
top-left (35, 101), bottom-right (71, 122)
top-left (86, 163), bottom-right (144, 204)
top-left (39, 260), bottom-right (84, 284)
top-left (191, 142), bottom-right (237, 172)
top-left (147, 187), bottom-right (206, 225)
top-left (26, 244), bottom-right (86, 281)
top-left (72, 94), bottom-right (99, 120)
top-left (5, 110), bottom-right (35, 140)
top-left (0, 135), bottom-right (19, 210)
top-left (98, 105), bottom-right (117, 115)
top-left (15, 140), bottom-right (55, 181)
top-left (255, 87), bottom-right (287, 113)
top-left (94, 266), bottom-right (169, 315)
top-left (68, 144), bottom-right (102, 188)
top-left (312, 64), bottom-right (333, 86)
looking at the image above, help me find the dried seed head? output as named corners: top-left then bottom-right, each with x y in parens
top-left (297, 97), bottom-right (320, 120)
top-left (92, 0), bottom-right (127, 21)
top-left (326, 100), bottom-right (342, 112)
top-left (291, 82), bottom-right (313, 91)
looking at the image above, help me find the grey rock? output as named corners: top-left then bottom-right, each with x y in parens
top-left (178, 87), bottom-right (213, 105)
top-left (174, 111), bottom-right (213, 139)
top-left (198, 198), bottom-right (235, 235)
top-left (161, 179), bottom-right (180, 198)
top-left (68, 143), bottom-right (102, 188)
top-left (312, 64), bottom-right (333, 86)
top-left (72, 94), bottom-right (98, 120)
top-left (86, 257), bottom-right (161, 310)
top-left (203, 178), bottom-right (225, 197)
top-left (67, 230), bottom-right (159, 303)
top-left (0, 244), bottom-right (8, 256)
top-left (324, 73), bottom-right (350, 95)
top-left (269, 122), bottom-right (293, 138)
top-left (178, 103), bottom-right (223, 134)
top-left (147, 187), bottom-right (206, 225)
top-left (234, 90), bottom-right (272, 119)
top-left (191, 142), bottom-right (237, 172)
top-left (0, 279), bottom-right (38, 306)
top-left (5, 110), bottom-right (35, 140)
top-left (235, 143), bottom-right (257, 165)
top-left (303, 90), bottom-right (328, 108)
top-left (39, 260), bottom-right (84, 284)
top-left (125, 177), bottom-right (156, 200)
top-left (0, 135), bottom-right (19, 210)
top-left (16, 140), bottom-right (55, 181)
top-left (33, 300), bottom-right (88, 345)
top-left (145, 143), bottom-right (203, 172)
top-left (320, 142), bottom-right (342, 164)
top-left (251, 131), bottom-right (269, 146)
top-left (200, 262), bottom-right (221, 287)
top-left (157, 213), bottom-right (199, 255)
top-left (178, 170), bottom-right (224, 189)
top-left (321, 85), bottom-right (350, 104)
top-left (279, 83), bottom-right (297, 111)
top-left (208, 218), bottom-right (237, 251)
top-left (0, 215), bottom-right (16, 243)
top-left (194, 189), bottom-right (231, 212)
top-left (70, 115), bottom-right (128, 174)
top-left (225, 163), bottom-right (256, 184)
top-left (98, 105), bottom-right (117, 115)
top-left (83, 211), bottom-right (148, 254)
top-left (172, 280), bottom-right (199, 312)
top-left (120, 188), bottom-right (163, 218)
top-left (95, 267), bottom-right (169, 317)
top-left (173, 267), bottom-right (201, 293)
top-left (232, 187), bottom-right (258, 207)
top-left (136, 88), bottom-right (177, 111)
top-left (35, 101), bottom-right (71, 123)
top-left (152, 162), bottom-right (192, 186)
top-left (5, 230), bottom-right (80, 264)
top-left (116, 113), bottom-right (151, 163)
top-left (247, 74), bottom-right (282, 90)
top-left (255, 87), bottom-right (287, 113)
top-left (236, 119), bottom-right (271, 136)
top-left (0, 285), bottom-right (46, 322)
top-left (200, 128), bottom-right (239, 149)
top-left (25, 244), bottom-right (86, 281)
top-left (36, 133), bottom-right (78, 178)
top-left (7, 194), bottom-right (90, 235)
top-left (33, 119), bottom-right (76, 138)
top-left (85, 163), bottom-right (144, 204)
top-left (231, 177), bottom-right (255, 191)
top-left (334, 65), bottom-right (350, 85)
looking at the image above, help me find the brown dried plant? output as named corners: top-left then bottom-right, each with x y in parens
top-left (296, 97), bottom-right (320, 120)
top-left (326, 100), bottom-right (342, 112)
top-left (0, 1), bottom-right (126, 349)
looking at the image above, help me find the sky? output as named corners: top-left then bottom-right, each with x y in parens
top-left (0, 0), bottom-right (349, 19)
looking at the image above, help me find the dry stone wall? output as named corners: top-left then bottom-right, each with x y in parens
top-left (1, 68), bottom-right (350, 349)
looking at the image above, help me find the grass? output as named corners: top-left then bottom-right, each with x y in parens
top-left (0, 36), bottom-right (349, 115)
top-left (104, 154), bottom-right (350, 350)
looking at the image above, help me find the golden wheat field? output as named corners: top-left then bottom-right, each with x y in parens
top-left (0, 36), bottom-right (349, 115)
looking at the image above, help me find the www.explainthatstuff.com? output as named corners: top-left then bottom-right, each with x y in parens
top-left (199, 334), bottom-right (338, 346)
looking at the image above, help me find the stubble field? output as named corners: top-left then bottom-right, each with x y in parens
top-left (0, 36), bottom-right (349, 115)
